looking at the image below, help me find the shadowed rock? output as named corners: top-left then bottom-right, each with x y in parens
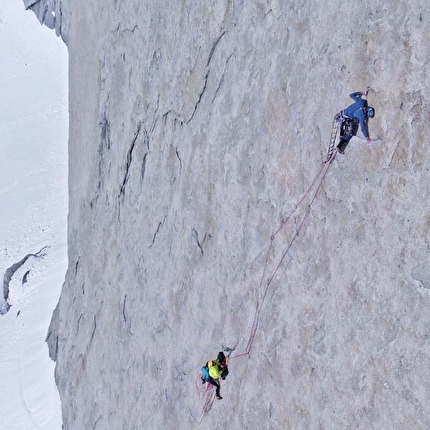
top-left (1, 246), bottom-right (48, 315)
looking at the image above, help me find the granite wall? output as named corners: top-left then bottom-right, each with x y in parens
top-left (30, 0), bottom-right (430, 428)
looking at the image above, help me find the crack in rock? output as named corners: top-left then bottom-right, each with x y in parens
top-left (89, 315), bottom-right (97, 345)
top-left (175, 148), bottom-right (182, 175)
top-left (92, 415), bottom-right (102, 430)
top-left (212, 53), bottom-right (233, 104)
top-left (92, 112), bottom-right (112, 207)
top-left (122, 295), bottom-right (133, 335)
top-left (187, 31), bottom-right (226, 124)
top-left (149, 216), bottom-right (167, 248)
top-left (115, 23), bottom-right (139, 33)
top-left (118, 122), bottom-right (142, 200)
top-left (140, 129), bottom-right (150, 183)
top-left (1, 246), bottom-right (49, 315)
top-left (100, 115), bottom-right (111, 151)
top-left (141, 152), bottom-right (148, 182)
top-left (192, 228), bottom-right (204, 256)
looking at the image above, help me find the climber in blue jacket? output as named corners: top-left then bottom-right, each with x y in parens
top-left (336, 89), bottom-right (375, 154)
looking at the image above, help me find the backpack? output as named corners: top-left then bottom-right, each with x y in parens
top-left (201, 365), bottom-right (210, 381)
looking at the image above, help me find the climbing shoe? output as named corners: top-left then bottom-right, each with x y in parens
top-left (336, 146), bottom-right (344, 154)
top-left (201, 377), bottom-right (206, 384)
top-left (216, 395), bottom-right (223, 400)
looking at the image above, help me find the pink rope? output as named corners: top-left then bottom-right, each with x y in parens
top-left (243, 156), bottom-right (335, 356)
top-left (198, 151), bottom-right (337, 428)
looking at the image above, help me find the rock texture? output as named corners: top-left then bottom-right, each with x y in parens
top-left (24, 0), bottom-right (69, 43)
top-left (34, 0), bottom-right (430, 428)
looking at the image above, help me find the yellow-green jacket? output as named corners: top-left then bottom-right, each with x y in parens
top-left (208, 360), bottom-right (222, 379)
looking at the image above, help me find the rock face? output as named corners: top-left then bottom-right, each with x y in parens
top-left (35, 0), bottom-right (430, 428)
top-left (23, 0), bottom-right (69, 43)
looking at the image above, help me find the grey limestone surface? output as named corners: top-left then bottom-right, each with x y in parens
top-left (31, 0), bottom-right (430, 428)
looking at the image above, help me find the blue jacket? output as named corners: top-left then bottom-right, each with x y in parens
top-left (343, 92), bottom-right (369, 138)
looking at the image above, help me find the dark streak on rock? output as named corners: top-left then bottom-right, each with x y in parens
top-left (92, 112), bottom-right (112, 207)
top-left (149, 216), bottom-right (167, 248)
top-left (123, 25), bottom-right (138, 33)
top-left (186, 75), bottom-right (209, 124)
top-left (77, 313), bottom-right (83, 334)
top-left (122, 295), bottom-right (133, 336)
top-left (100, 115), bottom-right (111, 150)
top-left (122, 295), bottom-right (127, 323)
top-left (212, 53), bottom-right (233, 104)
top-left (187, 31), bottom-right (226, 124)
top-left (163, 110), bottom-right (184, 126)
top-left (90, 315), bottom-right (97, 345)
top-left (141, 153), bottom-right (148, 182)
top-left (140, 128), bottom-right (150, 182)
top-left (93, 415), bottom-right (103, 430)
top-left (192, 228), bottom-right (204, 256)
top-left (175, 148), bottom-right (182, 173)
top-left (119, 122), bottom-right (142, 200)
top-left (163, 110), bottom-right (172, 124)
top-left (150, 115), bottom-right (159, 134)
top-left (146, 127), bottom-right (150, 148)
top-left (207, 31), bottom-right (226, 69)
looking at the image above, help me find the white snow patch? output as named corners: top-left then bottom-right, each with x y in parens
top-left (0, 1), bottom-right (68, 429)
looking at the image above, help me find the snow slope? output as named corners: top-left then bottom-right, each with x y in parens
top-left (0, 1), bottom-right (68, 429)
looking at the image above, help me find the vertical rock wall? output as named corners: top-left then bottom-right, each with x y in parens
top-left (42, 0), bottom-right (430, 428)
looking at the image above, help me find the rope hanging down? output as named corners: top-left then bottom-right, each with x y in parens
top-left (196, 137), bottom-right (338, 428)
top-left (325, 117), bottom-right (340, 162)
top-left (233, 146), bottom-right (337, 359)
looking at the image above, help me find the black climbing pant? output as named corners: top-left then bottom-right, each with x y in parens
top-left (208, 377), bottom-right (221, 397)
top-left (337, 119), bottom-right (359, 153)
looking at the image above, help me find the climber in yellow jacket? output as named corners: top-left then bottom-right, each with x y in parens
top-left (200, 351), bottom-right (229, 400)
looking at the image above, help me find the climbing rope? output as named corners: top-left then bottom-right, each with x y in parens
top-left (325, 116), bottom-right (340, 162)
top-left (196, 132), bottom-right (338, 428)
top-left (196, 91), bottom-right (375, 425)
top-left (195, 376), bottom-right (216, 429)
top-left (196, 385), bottom-right (215, 429)
top-left (244, 160), bottom-right (334, 356)
top-left (196, 348), bottom-right (234, 420)
top-left (234, 145), bottom-right (337, 358)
